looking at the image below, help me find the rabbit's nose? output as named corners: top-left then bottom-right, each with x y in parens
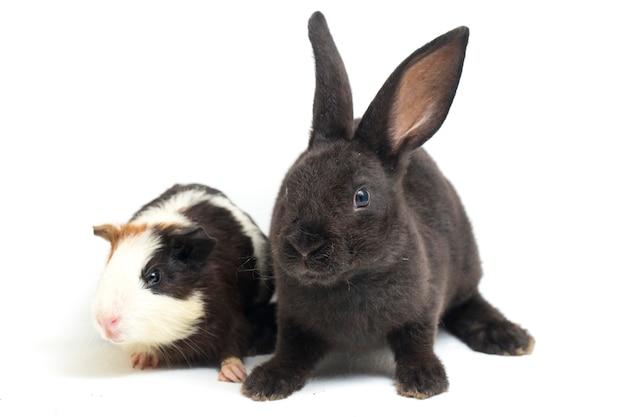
top-left (286, 234), bottom-right (326, 260)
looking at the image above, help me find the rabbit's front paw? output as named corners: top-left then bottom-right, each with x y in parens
top-left (395, 359), bottom-right (449, 399)
top-left (242, 362), bottom-right (306, 401)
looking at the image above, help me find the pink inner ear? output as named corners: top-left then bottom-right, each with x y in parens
top-left (390, 42), bottom-right (462, 151)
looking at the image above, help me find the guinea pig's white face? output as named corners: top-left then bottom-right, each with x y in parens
top-left (92, 228), bottom-right (205, 347)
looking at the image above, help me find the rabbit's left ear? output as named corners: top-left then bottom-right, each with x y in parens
top-left (308, 11), bottom-right (354, 148)
top-left (356, 26), bottom-right (469, 165)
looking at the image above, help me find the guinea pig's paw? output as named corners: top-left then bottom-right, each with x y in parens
top-left (218, 357), bottom-right (247, 383)
top-left (395, 359), bottom-right (449, 400)
top-left (241, 363), bottom-right (305, 401)
top-left (131, 352), bottom-right (159, 370)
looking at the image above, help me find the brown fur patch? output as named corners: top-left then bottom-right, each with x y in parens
top-left (93, 223), bottom-right (149, 261)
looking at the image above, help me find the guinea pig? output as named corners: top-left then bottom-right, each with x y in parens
top-left (92, 183), bottom-right (275, 382)
top-left (242, 12), bottom-right (534, 400)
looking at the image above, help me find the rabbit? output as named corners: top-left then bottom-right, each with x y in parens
top-left (241, 11), bottom-right (534, 400)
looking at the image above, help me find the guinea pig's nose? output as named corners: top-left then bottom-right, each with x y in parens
top-left (97, 315), bottom-right (123, 342)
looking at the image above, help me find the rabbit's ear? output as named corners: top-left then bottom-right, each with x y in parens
top-left (308, 11), bottom-right (354, 147)
top-left (356, 26), bottom-right (469, 165)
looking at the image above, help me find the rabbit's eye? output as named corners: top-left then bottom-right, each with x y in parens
top-left (354, 188), bottom-right (371, 209)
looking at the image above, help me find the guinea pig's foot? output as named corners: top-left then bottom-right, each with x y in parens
top-left (218, 357), bottom-right (247, 383)
top-left (395, 358), bottom-right (449, 400)
top-left (131, 352), bottom-right (159, 369)
top-left (241, 362), bottom-right (306, 401)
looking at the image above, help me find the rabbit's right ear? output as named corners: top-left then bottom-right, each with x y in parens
top-left (308, 11), bottom-right (354, 148)
top-left (356, 26), bottom-right (469, 169)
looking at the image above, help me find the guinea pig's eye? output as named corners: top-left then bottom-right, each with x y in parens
top-left (354, 188), bottom-right (371, 209)
top-left (146, 270), bottom-right (161, 287)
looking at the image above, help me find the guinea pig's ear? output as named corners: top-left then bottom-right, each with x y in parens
top-left (170, 227), bottom-right (217, 265)
top-left (355, 26), bottom-right (469, 168)
top-left (308, 11), bottom-right (354, 148)
top-left (93, 224), bottom-right (120, 244)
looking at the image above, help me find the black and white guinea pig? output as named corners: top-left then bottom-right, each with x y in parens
top-left (92, 183), bottom-right (275, 383)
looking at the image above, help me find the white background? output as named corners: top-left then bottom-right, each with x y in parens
top-left (1, 1), bottom-right (624, 415)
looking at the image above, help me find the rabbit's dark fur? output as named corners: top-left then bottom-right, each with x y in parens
top-left (243, 12), bottom-right (534, 401)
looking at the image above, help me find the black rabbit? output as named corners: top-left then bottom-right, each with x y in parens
top-left (243, 11), bottom-right (534, 401)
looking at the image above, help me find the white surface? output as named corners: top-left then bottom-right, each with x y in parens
top-left (1, 1), bottom-right (624, 416)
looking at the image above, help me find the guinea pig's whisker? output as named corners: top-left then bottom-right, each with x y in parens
top-left (155, 345), bottom-right (172, 368)
top-left (171, 340), bottom-right (197, 367)
top-left (193, 325), bottom-right (218, 340)
top-left (236, 256), bottom-right (259, 272)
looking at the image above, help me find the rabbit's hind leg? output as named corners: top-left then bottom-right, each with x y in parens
top-left (441, 293), bottom-right (535, 356)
